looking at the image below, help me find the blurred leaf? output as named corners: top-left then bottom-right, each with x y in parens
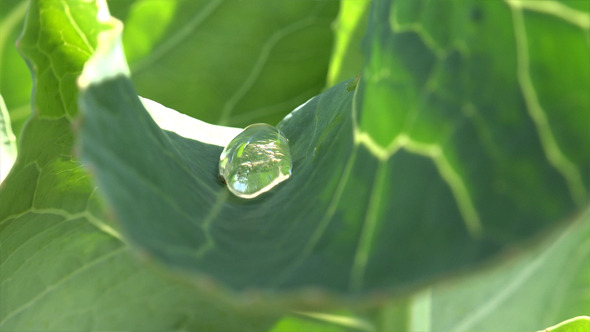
top-left (271, 317), bottom-right (348, 332)
top-left (327, 0), bottom-right (370, 86)
top-left (0, 0), bottom-right (31, 139)
top-left (112, 0), bottom-right (339, 127)
top-left (359, 0), bottom-right (589, 205)
top-left (370, 207), bottom-right (590, 331)
top-left (355, 0), bottom-right (589, 284)
top-left (429, 207), bottom-right (590, 331)
top-left (539, 316), bottom-right (590, 332)
top-left (270, 313), bottom-right (370, 332)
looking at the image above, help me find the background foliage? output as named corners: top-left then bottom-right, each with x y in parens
top-left (0, 0), bottom-right (588, 331)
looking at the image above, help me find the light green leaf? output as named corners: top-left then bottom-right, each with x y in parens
top-left (271, 312), bottom-right (374, 332)
top-left (429, 207), bottom-right (590, 331)
top-left (113, 0), bottom-right (339, 127)
top-left (327, 0), bottom-right (370, 86)
top-left (0, 0), bottom-right (30, 139)
top-left (0, 203), bottom-right (274, 331)
top-left (77, 0), bottom-right (590, 302)
top-left (368, 207), bottom-right (590, 331)
top-left (540, 316), bottom-right (590, 332)
top-left (0, 0), bottom-right (277, 330)
top-left (271, 317), bottom-right (349, 332)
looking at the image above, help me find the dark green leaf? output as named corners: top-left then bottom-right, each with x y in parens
top-left (355, 0), bottom-right (589, 284)
top-left (78, 0), bottom-right (590, 302)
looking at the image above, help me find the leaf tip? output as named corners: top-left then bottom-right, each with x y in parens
top-left (77, 1), bottom-right (130, 89)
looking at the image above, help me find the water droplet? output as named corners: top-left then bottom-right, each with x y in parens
top-left (219, 123), bottom-right (292, 199)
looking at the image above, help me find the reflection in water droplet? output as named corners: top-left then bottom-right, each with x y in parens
top-left (219, 123), bottom-right (292, 199)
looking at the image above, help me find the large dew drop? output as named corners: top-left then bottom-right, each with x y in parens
top-left (219, 123), bottom-right (292, 199)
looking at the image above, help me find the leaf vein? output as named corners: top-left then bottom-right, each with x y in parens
top-left (350, 160), bottom-right (387, 292)
top-left (509, 4), bottom-right (587, 205)
top-left (0, 247), bottom-right (127, 327)
top-left (218, 17), bottom-right (318, 125)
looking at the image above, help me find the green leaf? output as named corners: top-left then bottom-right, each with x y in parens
top-left (16, 0), bottom-right (111, 119)
top-left (356, 0), bottom-right (590, 288)
top-left (429, 208), bottom-right (590, 331)
top-left (0, 200), bottom-right (273, 331)
top-left (0, 0), bottom-right (277, 329)
top-left (3, 0), bottom-right (589, 329)
top-left (270, 312), bottom-right (374, 332)
top-left (540, 316), bottom-right (590, 332)
top-left (78, 0), bottom-right (590, 301)
top-left (79, 68), bottom-right (357, 295)
top-left (367, 207), bottom-right (590, 331)
top-left (271, 317), bottom-right (349, 332)
top-left (113, 0), bottom-right (339, 127)
top-left (0, 0), bottom-right (30, 139)
top-left (358, 0), bottom-right (589, 204)
top-left (327, 0), bottom-right (370, 86)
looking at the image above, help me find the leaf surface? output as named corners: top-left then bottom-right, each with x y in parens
top-left (112, 0), bottom-right (339, 127)
top-left (0, 0), bottom-right (276, 330)
top-left (367, 207), bottom-right (590, 331)
top-left (0, 0), bottom-right (30, 138)
top-left (430, 208), bottom-right (590, 331)
top-left (77, 0), bottom-right (590, 300)
top-left (327, 0), bottom-right (369, 86)
top-left (540, 316), bottom-right (590, 332)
